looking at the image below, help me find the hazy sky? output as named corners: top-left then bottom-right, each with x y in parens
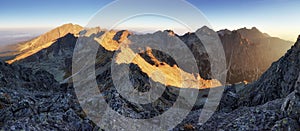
top-left (0, 0), bottom-right (299, 41)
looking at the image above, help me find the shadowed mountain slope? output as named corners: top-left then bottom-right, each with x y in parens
top-left (199, 35), bottom-right (300, 130)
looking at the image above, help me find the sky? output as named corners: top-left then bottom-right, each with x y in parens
top-left (0, 0), bottom-right (299, 41)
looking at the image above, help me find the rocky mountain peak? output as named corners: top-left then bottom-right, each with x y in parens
top-left (163, 30), bottom-right (176, 36)
top-left (217, 29), bottom-right (232, 36)
top-left (55, 23), bottom-right (83, 34)
top-left (80, 27), bottom-right (102, 37)
top-left (6, 23), bottom-right (83, 64)
top-left (35, 23), bottom-right (83, 43)
top-left (250, 27), bottom-right (259, 31)
top-left (237, 27), bottom-right (270, 40)
top-left (33, 23), bottom-right (83, 43)
top-left (113, 30), bottom-right (132, 43)
top-left (196, 26), bottom-right (215, 35)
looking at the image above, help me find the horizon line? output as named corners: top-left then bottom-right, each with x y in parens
top-left (0, 23), bottom-right (297, 42)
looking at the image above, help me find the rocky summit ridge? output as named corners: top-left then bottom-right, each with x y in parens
top-left (6, 23), bottom-right (83, 64)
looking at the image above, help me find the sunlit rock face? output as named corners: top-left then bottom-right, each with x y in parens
top-left (6, 23), bottom-right (83, 64)
top-left (94, 29), bottom-right (221, 89)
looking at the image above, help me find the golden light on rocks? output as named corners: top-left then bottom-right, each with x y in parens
top-left (97, 31), bottom-right (221, 89)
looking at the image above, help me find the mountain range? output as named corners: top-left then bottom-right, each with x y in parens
top-left (0, 23), bottom-right (293, 85)
top-left (0, 23), bottom-right (299, 130)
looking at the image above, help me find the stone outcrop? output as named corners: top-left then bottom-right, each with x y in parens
top-left (0, 60), bottom-right (98, 130)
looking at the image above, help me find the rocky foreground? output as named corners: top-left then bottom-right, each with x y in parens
top-left (0, 61), bottom-right (99, 130)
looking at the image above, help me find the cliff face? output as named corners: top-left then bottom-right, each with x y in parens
top-left (239, 36), bottom-right (300, 106)
top-left (218, 28), bottom-right (292, 83)
top-left (199, 35), bottom-right (300, 130)
top-left (180, 27), bottom-right (292, 84)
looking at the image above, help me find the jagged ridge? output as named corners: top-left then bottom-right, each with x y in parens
top-left (6, 24), bottom-right (83, 64)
